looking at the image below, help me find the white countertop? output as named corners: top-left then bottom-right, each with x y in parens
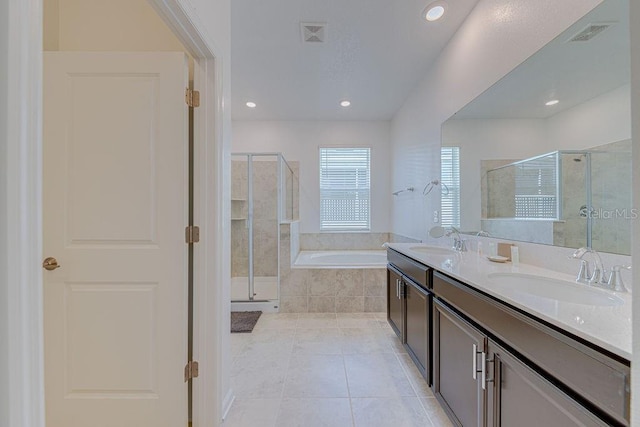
top-left (387, 243), bottom-right (632, 360)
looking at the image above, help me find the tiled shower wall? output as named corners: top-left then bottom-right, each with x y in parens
top-left (589, 139), bottom-right (632, 255)
top-left (231, 159), bottom-right (300, 279)
top-left (231, 159), bottom-right (279, 278)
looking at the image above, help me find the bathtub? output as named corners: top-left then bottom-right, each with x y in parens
top-left (293, 250), bottom-right (387, 269)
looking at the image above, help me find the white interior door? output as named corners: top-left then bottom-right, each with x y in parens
top-left (43, 52), bottom-right (189, 427)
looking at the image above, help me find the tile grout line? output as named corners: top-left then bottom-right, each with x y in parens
top-left (273, 314), bottom-right (298, 427)
top-left (393, 351), bottom-right (437, 427)
top-left (339, 323), bottom-right (357, 427)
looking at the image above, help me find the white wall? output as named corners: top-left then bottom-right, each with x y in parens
top-left (547, 84), bottom-right (631, 149)
top-left (232, 120), bottom-right (392, 234)
top-left (0, 0), bottom-right (9, 423)
top-left (390, 0), bottom-right (602, 242)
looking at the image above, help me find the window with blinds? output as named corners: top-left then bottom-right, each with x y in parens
top-left (319, 147), bottom-right (371, 231)
top-left (514, 153), bottom-right (558, 219)
top-left (441, 147), bottom-right (460, 228)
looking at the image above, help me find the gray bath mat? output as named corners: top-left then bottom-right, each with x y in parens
top-left (231, 311), bottom-right (262, 333)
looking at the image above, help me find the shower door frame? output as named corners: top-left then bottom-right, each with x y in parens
top-left (558, 150), bottom-right (593, 248)
top-left (231, 152), bottom-right (293, 309)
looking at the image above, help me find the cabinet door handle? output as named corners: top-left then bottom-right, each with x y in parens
top-left (396, 279), bottom-right (399, 298)
top-left (472, 344), bottom-right (478, 380)
top-left (481, 351), bottom-right (487, 390)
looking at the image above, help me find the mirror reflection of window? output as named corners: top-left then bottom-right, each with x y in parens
top-left (514, 153), bottom-right (558, 219)
top-left (441, 147), bottom-right (460, 228)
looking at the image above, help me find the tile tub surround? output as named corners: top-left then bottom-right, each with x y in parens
top-left (300, 232), bottom-right (390, 251)
top-left (224, 313), bottom-right (453, 427)
top-left (279, 268), bottom-right (387, 313)
top-left (280, 228), bottom-right (389, 313)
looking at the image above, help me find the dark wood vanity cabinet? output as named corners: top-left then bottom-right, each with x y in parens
top-left (386, 248), bottom-right (629, 426)
top-left (486, 339), bottom-right (608, 427)
top-left (404, 278), bottom-right (430, 374)
top-left (433, 299), bottom-right (486, 427)
top-left (386, 266), bottom-right (404, 338)
top-left (386, 249), bottom-right (431, 382)
top-left (433, 271), bottom-right (629, 427)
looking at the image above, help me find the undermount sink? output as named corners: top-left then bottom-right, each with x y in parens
top-left (408, 245), bottom-right (455, 256)
top-left (486, 273), bottom-right (624, 307)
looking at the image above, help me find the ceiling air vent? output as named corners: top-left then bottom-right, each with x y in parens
top-left (567, 22), bottom-right (614, 42)
top-left (301, 22), bottom-right (326, 43)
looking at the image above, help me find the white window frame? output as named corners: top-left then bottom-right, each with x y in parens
top-left (441, 147), bottom-right (461, 228)
top-left (319, 147), bottom-right (371, 232)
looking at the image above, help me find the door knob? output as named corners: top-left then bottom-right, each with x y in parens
top-left (42, 257), bottom-right (61, 271)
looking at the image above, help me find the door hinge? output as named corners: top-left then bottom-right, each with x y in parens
top-left (184, 360), bottom-right (199, 382)
top-left (185, 225), bottom-right (200, 244)
top-left (185, 88), bottom-right (200, 108)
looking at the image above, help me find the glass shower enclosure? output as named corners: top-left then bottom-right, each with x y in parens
top-left (230, 153), bottom-right (297, 310)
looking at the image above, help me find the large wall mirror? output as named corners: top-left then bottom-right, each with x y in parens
top-left (441, 0), bottom-right (631, 255)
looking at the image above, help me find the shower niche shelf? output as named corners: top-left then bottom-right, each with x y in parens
top-left (231, 198), bottom-right (248, 221)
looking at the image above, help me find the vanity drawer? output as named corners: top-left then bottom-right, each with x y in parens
top-left (387, 248), bottom-right (430, 289)
top-left (433, 271), bottom-right (630, 426)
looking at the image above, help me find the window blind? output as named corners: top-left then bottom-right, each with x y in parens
top-left (441, 147), bottom-right (460, 228)
top-left (514, 154), bottom-right (558, 219)
top-left (319, 147), bottom-right (371, 231)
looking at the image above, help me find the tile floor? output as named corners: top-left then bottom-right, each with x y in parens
top-left (223, 312), bottom-right (454, 427)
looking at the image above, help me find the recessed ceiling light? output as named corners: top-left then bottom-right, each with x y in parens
top-left (340, 100), bottom-right (351, 107)
top-left (246, 101), bottom-right (257, 108)
top-left (424, 3), bottom-right (446, 21)
top-left (545, 99), bottom-right (560, 106)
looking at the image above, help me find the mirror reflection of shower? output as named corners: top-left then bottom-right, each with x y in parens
top-left (230, 153), bottom-right (299, 311)
top-left (483, 140), bottom-right (632, 254)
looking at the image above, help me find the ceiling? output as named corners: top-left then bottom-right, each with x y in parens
top-left (452, 0), bottom-right (629, 120)
top-left (231, 0), bottom-right (479, 121)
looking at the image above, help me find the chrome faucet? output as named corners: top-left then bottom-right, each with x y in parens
top-left (607, 265), bottom-right (631, 292)
top-left (447, 227), bottom-right (467, 252)
top-left (428, 226), bottom-right (467, 252)
top-left (570, 247), bottom-right (606, 286)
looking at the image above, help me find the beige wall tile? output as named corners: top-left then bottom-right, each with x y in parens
top-left (281, 270), bottom-right (309, 296)
top-left (280, 296), bottom-right (308, 313)
top-left (336, 297), bottom-right (365, 313)
top-left (335, 270), bottom-right (364, 296)
top-left (308, 271), bottom-right (336, 296)
top-left (308, 297), bottom-right (336, 313)
top-left (364, 269), bottom-right (386, 297)
top-left (364, 297), bottom-right (386, 312)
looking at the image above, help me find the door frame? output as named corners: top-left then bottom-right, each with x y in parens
top-left (4, 0), bottom-right (229, 426)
